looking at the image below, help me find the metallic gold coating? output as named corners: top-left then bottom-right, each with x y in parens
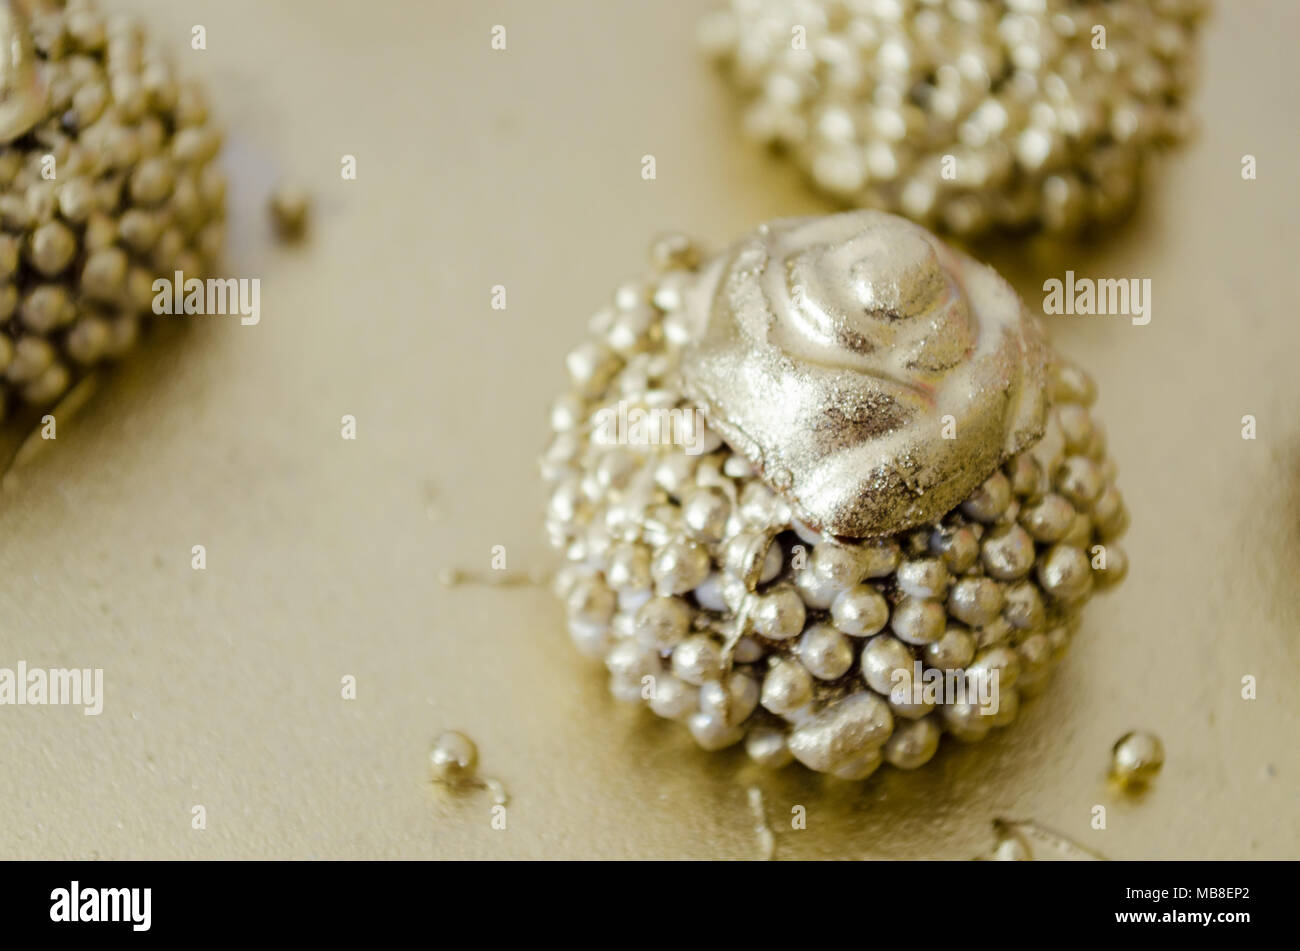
top-left (0, 0), bottom-right (1296, 861)
top-left (0, 1), bottom-right (45, 144)
top-left (700, 0), bottom-right (1206, 236)
top-left (681, 210), bottom-right (1048, 537)
top-left (0, 0), bottom-right (226, 423)
top-left (543, 214), bottom-right (1126, 781)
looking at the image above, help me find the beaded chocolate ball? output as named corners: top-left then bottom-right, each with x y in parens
top-left (0, 0), bottom-right (225, 421)
top-left (699, 0), bottom-right (1204, 235)
top-left (543, 210), bottom-right (1127, 778)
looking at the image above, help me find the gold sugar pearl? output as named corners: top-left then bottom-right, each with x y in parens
top-left (429, 730), bottom-right (479, 784)
top-left (268, 183), bottom-right (311, 241)
top-left (1111, 730), bottom-right (1165, 788)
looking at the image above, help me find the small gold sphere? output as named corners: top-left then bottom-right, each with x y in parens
top-left (1111, 730), bottom-right (1165, 788)
top-left (268, 184), bottom-right (310, 241)
top-left (429, 730), bottom-right (479, 784)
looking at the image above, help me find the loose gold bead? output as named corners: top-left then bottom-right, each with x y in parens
top-left (268, 183), bottom-right (310, 241)
top-left (429, 731), bottom-right (479, 784)
top-left (1111, 730), bottom-right (1164, 787)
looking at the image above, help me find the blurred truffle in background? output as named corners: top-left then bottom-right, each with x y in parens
top-left (700, 0), bottom-right (1206, 237)
top-left (0, 0), bottom-right (225, 423)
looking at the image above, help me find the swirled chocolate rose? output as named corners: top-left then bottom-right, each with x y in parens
top-left (543, 215), bottom-right (1127, 779)
top-left (680, 211), bottom-right (1048, 538)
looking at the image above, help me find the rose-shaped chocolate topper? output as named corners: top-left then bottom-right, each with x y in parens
top-left (679, 211), bottom-right (1048, 538)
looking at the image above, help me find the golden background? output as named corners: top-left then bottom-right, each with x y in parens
top-left (1, 0), bottom-right (1296, 859)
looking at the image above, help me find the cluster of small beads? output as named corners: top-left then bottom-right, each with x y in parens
top-left (700, 0), bottom-right (1204, 235)
top-left (0, 0), bottom-right (225, 419)
top-left (543, 235), bottom-right (1126, 778)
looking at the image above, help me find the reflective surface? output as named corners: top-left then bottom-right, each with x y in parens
top-left (0, 0), bottom-right (1296, 859)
